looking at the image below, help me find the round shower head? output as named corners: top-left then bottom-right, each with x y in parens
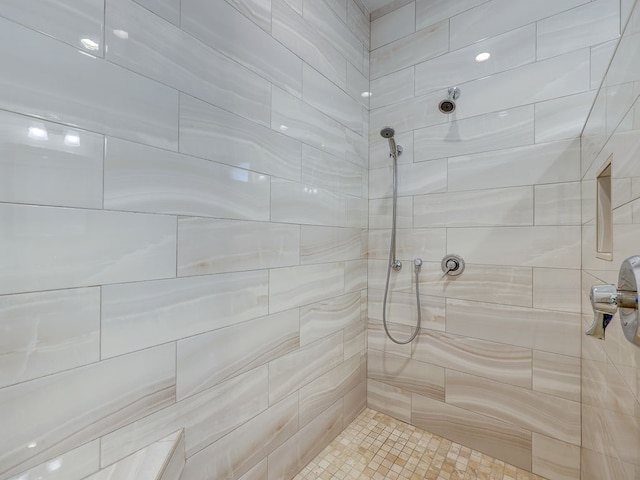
top-left (380, 127), bottom-right (395, 138)
top-left (439, 99), bottom-right (456, 114)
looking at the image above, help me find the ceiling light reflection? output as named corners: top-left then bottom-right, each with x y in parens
top-left (81, 38), bottom-right (100, 51)
top-left (475, 52), bottom-right (491, 63)
top-left (64, 131), bottom-right (81, 147)
top-left (28, 125), bottom-right (48, 141)
top-left (113, 29), bottom-right (129, 39)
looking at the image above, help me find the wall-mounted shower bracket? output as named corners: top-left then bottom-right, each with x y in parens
top-left (441, 254), bottom-right (465, 277)
top-left (587, 255), bottom-right (640, 347)
top-left (390, 145), bottom-right (403, 158)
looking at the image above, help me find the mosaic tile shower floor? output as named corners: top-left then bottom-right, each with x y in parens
top-left (294, 409), bottom-right (547, 480)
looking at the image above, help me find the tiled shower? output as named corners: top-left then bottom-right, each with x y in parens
top-left (1, 0), bottom-right (639, 479)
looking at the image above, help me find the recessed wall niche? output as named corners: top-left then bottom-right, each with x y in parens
top-left (596, 159), bottom-right (612, 261)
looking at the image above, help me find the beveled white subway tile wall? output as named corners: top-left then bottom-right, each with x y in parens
top-left (536, 0), bottom-right (620, 60)
top-left (104, 137), bottom-right (271, 220)
top-left (179, 94), bottom-right (302, 181)
top-left (413, 106), bottom-right (534, 162)
top-left (0, 288), bottom-right (100, 389)
top-left (2, 0), bottom-right (368, 478)
top-left (101, 271), bottom-right (269, 358)
top-left (177, 218), bottom-right (300, 276)
top-left (181, 0), bottom-right (302, 97)
top-left (106, 0), bottom-right (272, 127)
top-left (0, 17), bottom-right (179, 150)
top-left (0, 0), bottom-right (105, 56)
top-left (0, 204), bottom-right (176, 295)
top-left (449, 0), bottom-right (589, 50)
top-left (0, 110), bottom-right (104, 208)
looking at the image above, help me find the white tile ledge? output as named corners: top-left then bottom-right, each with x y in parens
top-left (84, 430), bottom-right (185, 480)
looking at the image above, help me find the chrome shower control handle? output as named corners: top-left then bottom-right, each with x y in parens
top-left (586, 284), bottom-right (618, 339)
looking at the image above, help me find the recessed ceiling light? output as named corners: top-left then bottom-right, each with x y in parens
top-left (361, 91), bottom-right (372, 98)
top-left (81, 38), bottom-right (100, 51)
top-left (28, 125), bottom-right (48, 141)
top-left (475, 52), bottom-right (491, 63)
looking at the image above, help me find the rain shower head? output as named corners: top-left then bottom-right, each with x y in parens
top-left (439, 87), bottom-right (461, 114)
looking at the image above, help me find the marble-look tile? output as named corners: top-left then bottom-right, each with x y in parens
top-left (346, 62), bottom-right (369, 108)
top-left (449, 0), bottom-right (589, 50)
top-left (177, 218), bottom-right (300, 276)
top-left (236, 459), bottom-right (267, 480)
top-left (414, 186), bottom-right (534, 228)
top-left (344, 318), bottom-right (366, 360)
top-left (0, 204), bottom-right (176, 296)
top-left (415, 0), bottom-right (488, 30)
top-left (101, 271), bottom-right (269, 358)
top-left (345, 128), bottom-right (368, 169)
top-left (343, 380), bottom-right (367, 425)
top-left (369, 130), bottom-right (414, 170)
top-left (581, 447), bottom-right (639, 480)
top-left (366, 379), bottom-right (411, 423)
top-left (446, 298), bottom-right (581, 357)
top-left (347, 1), bottom-right (369, 50)
top-left (344, 259), bottom-right (368, 293)
top-left (0, 344), bottom-right (175, 478)
top-left (179, 393), bottom-right (298, 480)
top-left (446, 370), bottom-right (581, 445)
top-left (591, 40), bottom-right (619, 90)
top-left (0, 0), bottom-right (104, 55)
top-left (367, 320), bottom-right (413, 358)
top-left (272, 0), bottom-right (346, 89)
top-left (177, 310), bottom-right (299, 400)
top-left (368, 350), bottom-right (445, 400)
top-left (582, 404), bottom-right (640, 466)
top-left (269, 262), bottom-right (345, 313)
top-left (226, 0), bottom-right (272, 32)
top-left (367, 228), bottom-right (446, 261)
top-left (414, 331), bottom-right (532, 389)
top-left (268, 399), bottom-right (343, 480)
top-left (104, 137), bottom-right (270, 220)
top-left (535, 91), bottom-right (597, 143)
top-left (302, 65), bottom-right (363, 134)
top-left (0, 17), bottom-right (178, 151)
top-left (370, 19), bottom-right (449, 80)
top-left (302, 0), bottom-right (364, 73)
top-left (367, 259), bottom-right (413, 293)
top-left (447, 226), bottom-right (581, 269)
top-left (345, 197), bottom-right (368, 228)
top-left (414, 25), bottom-right (536, 97)
top-left (135, 0), bottom-right (180, 24)
top-left (272, 87), bottom-right (346, 159)
top-left (269, 332), bottom-right (344, 404)
top-left (301, 145), bottom-right (363, 197)
top-left (534, 182), bottom-right (582, 226)
top-left (370, 159), bottom-right (447, 198)
top-left (181, 0), bottom-right (302, 97)
top-left (532, 351), bottom-right (580, 402)
top-left (369, 197), bottom-right (413, 229)
top-left (537, 0), bottom-right (620, 60)
top-left (3, 440), bottom-right (99, 480)
top-left (179, 94), bottom-right (301, 181)
top-left (106, 0), bottom-right (271, 127)
top-left (300, 292), bottom-right (361, 346)
top-left (532, 268), bottom-right (581, 313)
top-left (532, 433), bottom-right (580, 480)
top-left (0, 110), bottom-right (103, 208)
top-left (101, 367), bottom-right (268, 465)
top-left (370, 67), bottom-right (414, 110)
top-left (299, 355), bottom-right (365, 426)
top-left (0, 288), bottom-right (100, 389)
top-left (411, 393), bottom-right (532, 471)
top-left (417, 262), bottom-right (533, 308)
top-left (88, 430), bottom-right (181, 480)
top-left (413, 106), bottom-right (534, 162)
top-left (159, 429), bottom-right (185, 480)
top-left (449, 139), bottom-right (580, 192)
top-left (368, 289), bottom-right (446, 332)
top-left (582, 358), bottom-right (639, 416)
top-left (452, 50), bottom-right (590, 121)
top-left (371, 3), bottom-right (415, 50)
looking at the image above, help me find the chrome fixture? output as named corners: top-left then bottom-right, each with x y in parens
top-left (441, 254), bottom-right (465, 277)
top-left (586, 255), bottom-right (640, 347)
top-left (380, 127), bottom-right (422, 345)
top-left (439, 87), bottom-right (461, 114)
